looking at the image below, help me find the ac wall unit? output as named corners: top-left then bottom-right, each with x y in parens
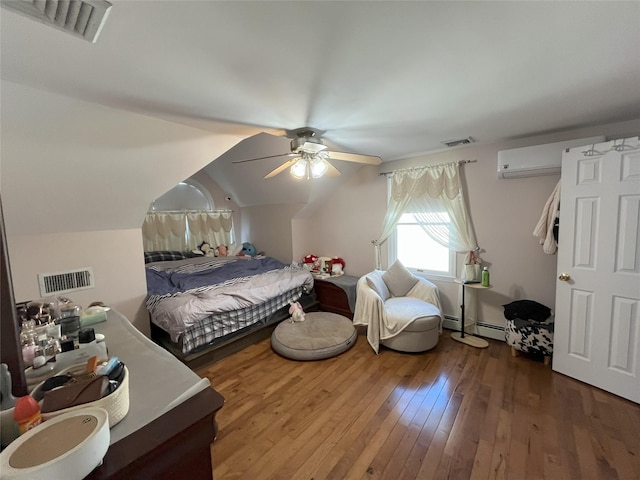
top-left (497, 136), bottom-right (605, 179)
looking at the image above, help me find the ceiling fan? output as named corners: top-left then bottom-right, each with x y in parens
top-left (232, 127), bottom-right (382, 179)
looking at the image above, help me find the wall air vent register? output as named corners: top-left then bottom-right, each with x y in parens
top-left (1, 0), bottom-right (112, 43)
top-left (38, 267), bottom-right (95, 296)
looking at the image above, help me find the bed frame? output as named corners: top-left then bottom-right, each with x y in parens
top-left (150, 292), bottom-right (319, 370)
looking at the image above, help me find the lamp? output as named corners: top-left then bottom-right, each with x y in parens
top-left (290, 152), bottom-right (330, 179)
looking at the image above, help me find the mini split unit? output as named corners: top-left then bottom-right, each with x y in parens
top-left (497, 136), bottom-right (605, 179)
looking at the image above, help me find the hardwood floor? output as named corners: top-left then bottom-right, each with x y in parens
top-left (197, 330), bottom-right (640, 480)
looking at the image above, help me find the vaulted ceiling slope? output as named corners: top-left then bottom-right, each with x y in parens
top-left (2, 1), bottom-right (639, 163)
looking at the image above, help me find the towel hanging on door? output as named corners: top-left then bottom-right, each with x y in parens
top-left (533, 180), bottom-right (561, 254)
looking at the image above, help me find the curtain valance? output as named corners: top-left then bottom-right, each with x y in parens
top-left (390, 164), bottom-right (461, 201)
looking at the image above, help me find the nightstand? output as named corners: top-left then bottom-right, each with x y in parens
top-left (313, 274), bottom-right (358, 319)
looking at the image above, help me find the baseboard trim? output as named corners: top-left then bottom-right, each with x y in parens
top-left (443, 315), bottom-right (505, 342)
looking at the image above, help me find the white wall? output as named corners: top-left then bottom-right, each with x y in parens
top-left (292, 166), bottom-right (387, 273)
top-left (1, 82), bottom-right (246, 334)
top-left (240, 204), bottom-right (306, 263)
top-left (6, 229), bottom-right (150, 335)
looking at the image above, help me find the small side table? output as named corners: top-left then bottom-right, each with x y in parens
top-left (313, 274), bottom-right (358, 320)
top-left (451, 281), bottom-right (490, 348)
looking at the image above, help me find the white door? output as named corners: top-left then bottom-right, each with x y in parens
top-left (554, 136), bottom-right (640, 403)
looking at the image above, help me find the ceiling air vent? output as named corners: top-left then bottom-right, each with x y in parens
top-left (38, 267), bottom-right (95, 296)
top-left (441, 137), bottom-right (475, 148)
top-left (1, 0), bottom-right (112, 43)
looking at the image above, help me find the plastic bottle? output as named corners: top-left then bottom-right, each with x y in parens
top-left (481, 267), bottom-right (490, 287)
top-left (13, 395), bottom-right (42, 434)
top-left (0, 363), bottom-right (16, 410)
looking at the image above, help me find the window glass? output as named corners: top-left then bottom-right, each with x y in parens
top-left (393, 212), bottom-right (455, 277)
top-left (150, 182), bottom-right (213, 212)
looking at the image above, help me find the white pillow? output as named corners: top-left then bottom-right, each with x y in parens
top-left (366, 271), bottom-right (390, 301)
top-left (382, 259), bottom-right (418, 297)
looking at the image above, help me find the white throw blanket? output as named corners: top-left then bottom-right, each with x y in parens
top-left (533, 180), bottom-right (561, 254)
top-left (353, 275), bottom-right (443, 354)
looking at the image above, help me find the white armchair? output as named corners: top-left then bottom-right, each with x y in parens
top-left (353, 262), bottom-right (443, 354)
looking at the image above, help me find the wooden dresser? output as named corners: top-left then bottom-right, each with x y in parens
top-left (313, 275), bottom-right (359, 320)
top-left (82, 310), bottom-right (224, 479)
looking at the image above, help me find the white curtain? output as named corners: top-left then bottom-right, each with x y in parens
top-left (142, 213), bottom-right (186, 251)
top-left (373, 162), bottom-right (478, 268)
top-left (186, 211), bottom-right (234, 250)
top-left (373, 161), bottom-right (480, 332)
top-left (143, 211), bottom-right (234, 251)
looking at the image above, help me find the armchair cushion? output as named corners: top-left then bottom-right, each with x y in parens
top-left (354, 273), bottom-right (443, 354)
top-left (365, 270), bottom-right (390, 301)
top-left (382, 259), bottom-right (418, 297)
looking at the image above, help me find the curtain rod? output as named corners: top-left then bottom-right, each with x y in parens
top-left (379, 159), bottom-right (477, 177)
top-left (147, 209), bottom-right (234, 214)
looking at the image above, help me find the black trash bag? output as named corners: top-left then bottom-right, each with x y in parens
top-left (502, 300), bottom-right (551, 322)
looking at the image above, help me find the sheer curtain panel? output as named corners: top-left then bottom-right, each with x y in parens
top-left (373, 162), bottom-right (478, 268)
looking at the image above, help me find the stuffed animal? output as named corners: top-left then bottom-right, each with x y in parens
top-left (288, 301), bottom-right (305, 323)
top-left (217, 245), bottom-right (228, 257)
top-left (303, 254), bottom-right (319, 271)
top-left (240, 242), bottom-right (256, 256)
top-left (197, 241), bottom-right (216, 257)
top-left (331, 257), bottom-right (345, 275)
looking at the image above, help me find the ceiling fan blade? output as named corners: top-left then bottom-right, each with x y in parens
top-left (232, 152), bottom-right (295, 164)
top-left (324, 161), bottom-right (341, 177)
top-left (326, 151), bottom-right (382, 165)
top-left (264, 159), bottom-right (298, 179)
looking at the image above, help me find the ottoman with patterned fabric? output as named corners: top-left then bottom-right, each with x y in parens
top-left (503, 300), bottom-right (554, 365)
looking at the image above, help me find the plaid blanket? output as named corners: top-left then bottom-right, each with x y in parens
top-left (179, 287), bottom-right (304, 354)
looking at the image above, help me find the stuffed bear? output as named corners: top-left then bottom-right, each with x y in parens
top-left (195, 241), bottom-right (216, 257)
top-left (288, 301), bottom-right (305, 323)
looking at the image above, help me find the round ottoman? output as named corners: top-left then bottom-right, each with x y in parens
top-left (271, 312), bottom-right (357, 361)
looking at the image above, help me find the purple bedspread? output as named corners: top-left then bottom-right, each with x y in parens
top-left (146, 256), bottom-right (287, 296)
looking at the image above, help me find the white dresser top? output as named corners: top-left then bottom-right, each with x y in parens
top-left (94, 310), bottom-right (209, 444)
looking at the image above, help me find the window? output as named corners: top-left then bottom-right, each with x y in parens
top-left (149, 181), bottom-right (214, 212)
top-left (391, 211), bottom-right (456, 278)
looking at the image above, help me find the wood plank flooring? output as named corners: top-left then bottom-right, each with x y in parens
top-left (197, 330), bottom-right (640, 480)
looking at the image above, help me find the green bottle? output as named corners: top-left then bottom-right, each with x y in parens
top-left (481, 267), bottom-right (490, 287)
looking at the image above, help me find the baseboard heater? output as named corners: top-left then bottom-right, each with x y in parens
top-left (443, 315), bottom-right (505, 342)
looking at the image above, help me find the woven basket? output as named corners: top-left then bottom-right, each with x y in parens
top-left (37, 365), bottom-right (130, 428)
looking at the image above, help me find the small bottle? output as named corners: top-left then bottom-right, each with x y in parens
top-left (13, 395), bottom-right (42, 434)
top-left (481, 267), bottom-right (490, 287)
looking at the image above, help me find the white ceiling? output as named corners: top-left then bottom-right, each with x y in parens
top-left (2, 1), bottom-right (640, 205)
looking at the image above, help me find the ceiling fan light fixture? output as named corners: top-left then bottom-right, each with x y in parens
top-left (290, 158), bottom-right (308, 179)
top-left (311, 159), bottom-right (328, 178)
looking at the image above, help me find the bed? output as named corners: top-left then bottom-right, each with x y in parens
top-left (144, 252), bottom-right (316, 366)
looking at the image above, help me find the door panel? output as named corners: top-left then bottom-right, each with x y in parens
top-left (568, 289), bottom-right (593, 359)
top-left (554, 137), bottom-right (640, 403)
top-left (573, 197), bottom-right (599, 268)
top-left (609, 296), bottom-right (638, 374)
top-left (616, 195), bottom-right (640, 273)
